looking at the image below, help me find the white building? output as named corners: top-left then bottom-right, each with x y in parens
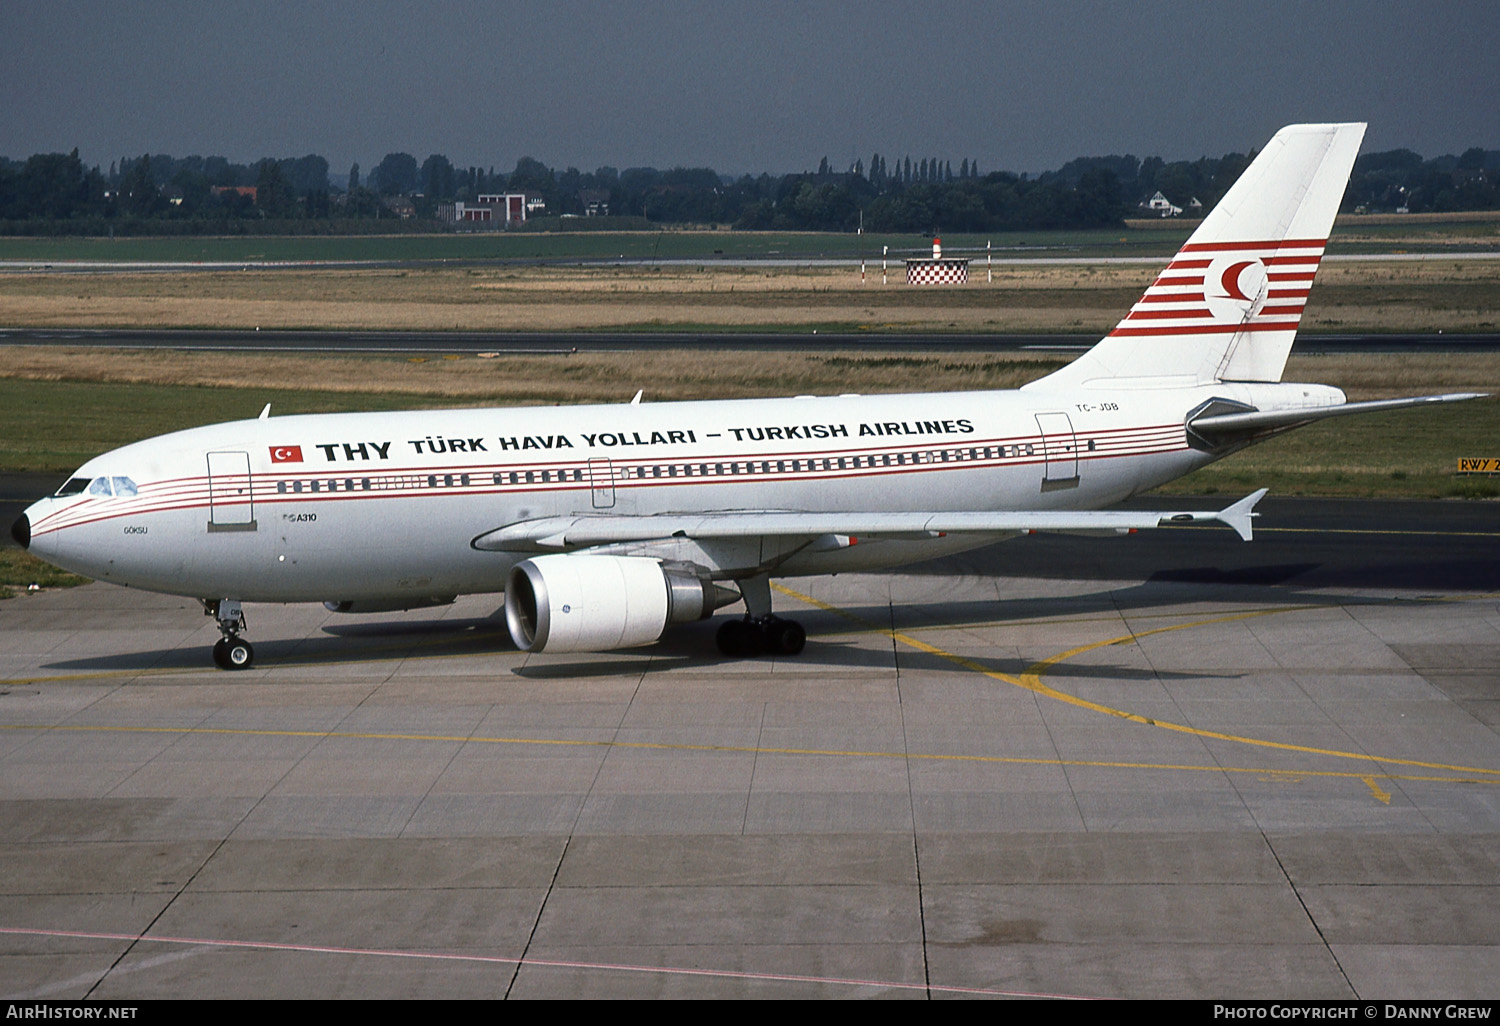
top-left (1142, 191), bottom-right (1183, 217)
top-left (439, 193), bottom-right (529, 227)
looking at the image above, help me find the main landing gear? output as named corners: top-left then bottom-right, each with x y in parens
top-left (714, 574), bottom-right (807, 657)
top-left (716, 615), bottom-right (807, 657)
top-left (203, 598), bottom-right (255, 670)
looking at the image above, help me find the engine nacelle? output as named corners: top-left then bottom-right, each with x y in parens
top-left (505, 555), bottom-right (735, 653)
top-left (323, 596), bottom-right (456, 614)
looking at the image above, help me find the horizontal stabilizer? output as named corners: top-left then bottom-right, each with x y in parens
top-left (1191, 392), bottom-right (1488, 436)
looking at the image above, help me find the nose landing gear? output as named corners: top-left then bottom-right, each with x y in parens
top-left (203, 599), bottom-right (255, 670)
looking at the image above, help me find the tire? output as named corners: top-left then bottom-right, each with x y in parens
top-left (716, 619), bottom-right (761, 657)
top-left (223, 638), bottom-right (255, 670)
top-left (766, 619), bottom-right (806, 656)
top-left (212, 638), bottom-right (230, 669)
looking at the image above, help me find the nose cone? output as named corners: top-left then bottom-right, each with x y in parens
top-left (15, 500), bottom-right (56, 560)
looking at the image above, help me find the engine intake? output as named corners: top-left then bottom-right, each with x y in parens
top-left (505, 555), bottom-right (736, 653)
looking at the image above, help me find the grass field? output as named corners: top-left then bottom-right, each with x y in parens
top-left (0, 229), bottom-right (1177, 264)
top-left (2, 259), bottom-right (1498, 334)
top-left (0, 349), bottom-right (1067, 471)
top-left (1, 347), bottom-right (1494, 498)
top-left (0, 213), bottom-right (1494, 265)
top-left (0, 548), bottom-right (88, 599)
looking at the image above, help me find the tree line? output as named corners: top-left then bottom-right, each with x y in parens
top-left (2, 142), bottom-right (1496, 235)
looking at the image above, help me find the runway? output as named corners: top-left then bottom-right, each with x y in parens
top-left (2, 250), bottom-right (1497, 275)
top-left (1, 497), bottom-right (1497, 997)
top-left (3, 327), bottom-right (1499, 355)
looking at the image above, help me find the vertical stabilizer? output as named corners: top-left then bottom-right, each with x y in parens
top-left (1025, 123), bottom-right (1366, 391)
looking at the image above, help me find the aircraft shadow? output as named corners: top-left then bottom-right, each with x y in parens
top-left (898, 537), bottom-right (1500, 593)
top-left (32, 571), bottom-right (1477, 680)
top-left (39, 615), bottom-right (510, 674)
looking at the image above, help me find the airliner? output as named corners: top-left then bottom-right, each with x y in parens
top-left (10, 123), bottom-right (1484, 669)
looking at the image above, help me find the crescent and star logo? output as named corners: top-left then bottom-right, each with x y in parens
top-left (269, 445), bottom-right (304, 463)
top-left (1203, 256), bottom-right (1269, 323)
top-left (1219, 260), bottom-right (1257, 302)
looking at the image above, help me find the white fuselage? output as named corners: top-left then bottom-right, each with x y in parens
top-left (23, 382), bottom-right (1244, 604)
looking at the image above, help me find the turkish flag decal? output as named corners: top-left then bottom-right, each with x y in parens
top-left (269, 445), bottom-right (304, 463)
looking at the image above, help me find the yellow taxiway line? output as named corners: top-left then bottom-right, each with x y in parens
top-left (773, 581), bottom-right (1500, 780)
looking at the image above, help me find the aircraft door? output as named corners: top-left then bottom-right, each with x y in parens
top-left (206, 451), bottom-right (257, 531)
top-left (589, 457), bottom-right (616, 509)
top-left (1034, 413), bottom-right (1079, 490)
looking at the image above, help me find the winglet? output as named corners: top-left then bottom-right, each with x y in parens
top-left (1216, 488), bottom-right (1268, 541)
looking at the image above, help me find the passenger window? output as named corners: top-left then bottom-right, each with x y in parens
top-left (89, 477), bottom-right (113, 497)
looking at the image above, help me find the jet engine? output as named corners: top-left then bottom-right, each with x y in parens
top-left (505, 555), bottom-right (738, 653)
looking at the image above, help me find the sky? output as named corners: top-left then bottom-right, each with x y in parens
top-left (3, 0), bottom-right (1497, 178)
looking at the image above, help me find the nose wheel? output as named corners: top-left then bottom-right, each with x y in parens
top-left (203, 598), bottom-right (255, 670)
top-left (212, 636), bottom-right (256, 670)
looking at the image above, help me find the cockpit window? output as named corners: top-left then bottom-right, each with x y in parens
top-left (75, 476), bottom-right (139, 498)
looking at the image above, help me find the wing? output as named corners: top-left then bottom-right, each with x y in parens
top-left (472, 489), bottom-right (1269, 552)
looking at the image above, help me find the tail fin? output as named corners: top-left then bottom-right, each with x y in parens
top-left (1026, 123), bottom-right (1366, 391)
